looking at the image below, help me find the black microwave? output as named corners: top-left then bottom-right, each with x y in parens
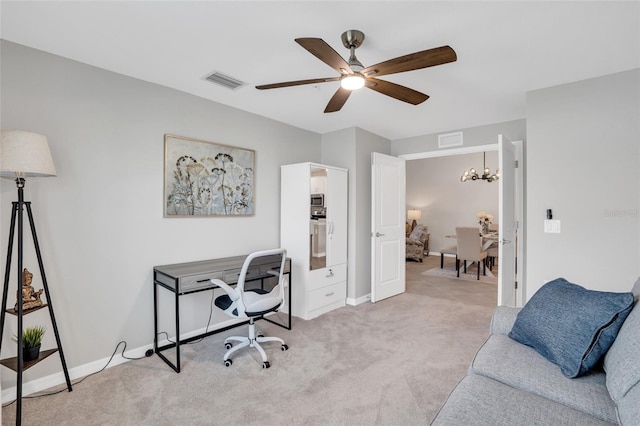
top-left (310, 193), bottom-right (324, 207)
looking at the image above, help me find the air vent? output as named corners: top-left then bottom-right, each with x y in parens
top-left (203, 71), bottom-right (246, 90)
top-left (438, 131), bottom-right (463, 148)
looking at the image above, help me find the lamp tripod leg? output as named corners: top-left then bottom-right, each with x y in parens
top-left (25, 202), bottom-right (73, 392)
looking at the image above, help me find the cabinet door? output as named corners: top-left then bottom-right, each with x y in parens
top-left (325, 168), bottom-right (348, 267)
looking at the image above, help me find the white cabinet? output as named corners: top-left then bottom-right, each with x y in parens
top-left (281, 163), bottom-right (348, 320)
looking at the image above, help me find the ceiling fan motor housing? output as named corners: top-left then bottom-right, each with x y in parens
top-left (341, 30), bottom-right (365, 49)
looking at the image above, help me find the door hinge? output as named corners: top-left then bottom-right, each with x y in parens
top-left (515, 160), bottom-right (519, 168)
top-left (514, 281), bottom-right (518, 289)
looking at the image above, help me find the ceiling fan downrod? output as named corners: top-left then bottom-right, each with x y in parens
top-left (341, 30), bottom-right (365, 72)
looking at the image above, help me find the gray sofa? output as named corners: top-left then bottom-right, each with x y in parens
top-left (431, 279), bottom-right (640, 425)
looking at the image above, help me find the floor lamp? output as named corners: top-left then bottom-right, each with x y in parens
top-left (0, 130), bottom-right (72, 424)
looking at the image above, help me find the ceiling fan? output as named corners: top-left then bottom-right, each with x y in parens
top-left (256, 29), bottom-right (457, 113)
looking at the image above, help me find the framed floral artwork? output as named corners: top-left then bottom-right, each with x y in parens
top-left (164, 134), bottom-right (255, 216)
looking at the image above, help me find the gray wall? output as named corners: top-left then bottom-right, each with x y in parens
top-left (406, 152), bottom-right (499, 254)
top-left (392, 119), bottom-right (526, 156)
top-left (0, 41), bottom-right (320, 388)
top-left (525, 69), bottom-right (640, 298)
top-left (321, 127), bottom-right (391, 302)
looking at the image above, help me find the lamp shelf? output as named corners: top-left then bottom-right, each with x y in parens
top-left (0, 348), bottom-right (58, 372)
top-left (5, 304), bottom-right (48, 316)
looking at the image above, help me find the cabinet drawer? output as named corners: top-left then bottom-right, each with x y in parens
top-left (308, 264), bottom-right (346, 291)
top-left (308, 282), bottom-right (346, 312)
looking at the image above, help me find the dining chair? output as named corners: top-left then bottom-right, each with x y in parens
top-left (455, 227), bottom-right (488, 280)
top-left (440, 245), bottom-right (457, 269)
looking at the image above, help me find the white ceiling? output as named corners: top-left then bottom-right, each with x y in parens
top-left (1, 1), bottom-right (639, 140)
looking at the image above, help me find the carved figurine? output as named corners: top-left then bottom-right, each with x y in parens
top-left (14, 268), bottom-right (44, 311)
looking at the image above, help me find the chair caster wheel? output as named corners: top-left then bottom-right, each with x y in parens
top-left (224, 359), bottom-right (232, 367)
top-left (256, 331), bottom-right (264, 338)
top-left (224, 342), bottom-right (233, 350)
top-left (281, 344), bottom-right (288, 351)
top-left (262, 361), bottom-right (270, 369)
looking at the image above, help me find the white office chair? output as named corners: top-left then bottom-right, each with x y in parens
top-left (212, 248), bottom-right (288, 368)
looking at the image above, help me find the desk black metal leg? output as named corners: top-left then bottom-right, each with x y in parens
top-left (174, 287), bottom-right (181, 373)
top-left (153, 282), bottom-right (158, 354)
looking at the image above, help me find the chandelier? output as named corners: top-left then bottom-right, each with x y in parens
top-left (460, 152), bottom-right (499, 182)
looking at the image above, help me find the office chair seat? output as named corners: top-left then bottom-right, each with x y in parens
top-left (211, 248), bottom-right (289, 369)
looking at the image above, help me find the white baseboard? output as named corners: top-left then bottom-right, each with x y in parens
top-left (1, 319), bottom-right (246, 404)
top-left (1, 343), bottom-right (149, 404)
top-left (346, 293), bottom-right (371, 306)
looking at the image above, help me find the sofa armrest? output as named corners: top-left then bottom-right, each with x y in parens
top-left (490, 306), bottom-right (522, 335)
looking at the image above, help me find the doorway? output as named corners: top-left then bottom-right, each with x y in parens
top-left (399, 140), bottom-right (524, 307)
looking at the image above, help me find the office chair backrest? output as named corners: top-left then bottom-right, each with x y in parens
top-left (456, 227), bottom-right (483, 260)
top-left (238, 248), bottom-right (287, 316)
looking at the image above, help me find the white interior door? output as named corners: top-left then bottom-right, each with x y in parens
top-left (371, 152), bottom-right (406, 303)
top-left (498, 135), bottom-right (517, 306)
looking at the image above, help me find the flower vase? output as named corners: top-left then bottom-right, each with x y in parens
top-left (481, 222), bottom-right (489, 235)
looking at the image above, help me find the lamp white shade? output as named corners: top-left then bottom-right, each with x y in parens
top-left (407, 209), bottom-right (422, 221)
top-left (0, 130), bottom-right (56, 177)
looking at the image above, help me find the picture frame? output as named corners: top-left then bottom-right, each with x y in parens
top-left (164, 134), bottom-right (255, 217)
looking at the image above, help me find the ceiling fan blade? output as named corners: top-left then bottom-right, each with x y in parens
top-left (361, 46), bottom-right (457, 78)
top-left (296, 38), bottom-right (353, 74)
top-left (256, 76), bottom-right (340, 90)
top-left (324, 87), bottom-right (351, 113)
top-left (365, 78), bottom-right (429, 105)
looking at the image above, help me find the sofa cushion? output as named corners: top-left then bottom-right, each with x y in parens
top-left (431, 374), bottom-right (615, 426)
top-left (489, 306), bottom-right (521, 335)
top-left (603, 297), bottom-right (640, 402)
top-left (508, 278), bottom-right (634, 378)
top-left (471, 334), bottom-right (617, 423)
top-left (616, 381), bottom-right (640, 426)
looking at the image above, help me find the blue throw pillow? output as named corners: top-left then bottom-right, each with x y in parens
top-left (508, 278), bottom-right (634, 378)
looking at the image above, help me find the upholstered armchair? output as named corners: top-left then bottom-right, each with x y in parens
top-left (406, 224), bottom-right (429, 262)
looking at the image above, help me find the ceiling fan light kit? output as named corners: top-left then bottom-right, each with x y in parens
top-left (340, 74), bottom-right (365, 90)
top-left (256, 29), bottom-right (457, 113)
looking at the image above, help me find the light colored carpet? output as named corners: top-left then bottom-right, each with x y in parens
top-left (422, 264), bottom-right (498, 285)
top-left (3, 259), bottom-right (497, 425)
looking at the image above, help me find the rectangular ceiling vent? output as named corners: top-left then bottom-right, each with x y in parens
top-left (438, 131), bottom-right (463, 148)
top-left (203, 71), bottom-right (246, 90)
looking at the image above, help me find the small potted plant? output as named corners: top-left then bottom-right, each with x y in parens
top-left (12, 325), bottom-right (46, 361)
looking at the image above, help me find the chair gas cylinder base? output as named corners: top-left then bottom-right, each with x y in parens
top-left (222, 317), bottom-right (288, 369)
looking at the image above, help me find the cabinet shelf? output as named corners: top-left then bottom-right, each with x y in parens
top-left (0, 348), bottom-right (58, 372)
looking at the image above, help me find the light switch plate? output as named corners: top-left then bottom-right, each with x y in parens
top-left (544, 219), bottom-right (561, 233)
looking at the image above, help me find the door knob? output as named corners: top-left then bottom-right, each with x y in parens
top-left (375, 232), bottom-right (385, 237)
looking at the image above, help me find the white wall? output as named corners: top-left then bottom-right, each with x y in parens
top-left (0, 41), bottom-right (321, 389)
top-left (525, 68), bottom-right (640, 298)
top-left (406, 152), bottom-right (499, 254)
